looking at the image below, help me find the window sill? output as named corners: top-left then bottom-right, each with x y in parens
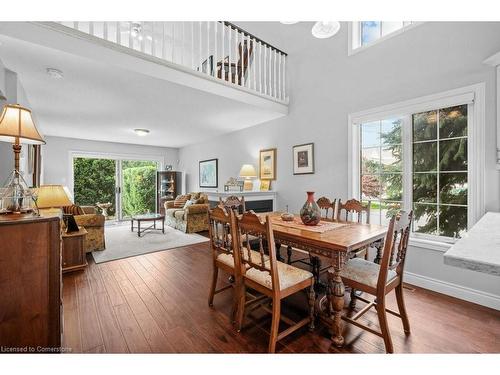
top-left (408, 237), bottom-right (453, 253)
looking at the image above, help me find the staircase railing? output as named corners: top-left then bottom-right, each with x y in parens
top-left (56, 21), bottom-right (288, 103)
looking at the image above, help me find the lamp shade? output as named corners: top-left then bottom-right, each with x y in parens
top-left (35, 185), bottom-right (73, 208)
top-left (0, 104), bottom-right (45, 144)
top-left (239, 164), bottom-right (257, 178)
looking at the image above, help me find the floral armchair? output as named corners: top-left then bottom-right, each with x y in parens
top-left (63, 205), bottom-right (106, 253)
top-left (164, 192), bottom-right (209, 233)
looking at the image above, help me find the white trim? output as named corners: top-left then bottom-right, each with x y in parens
top-left (404, 271), bottom-right (500, 310)
top-left (348, 22), bottom-right (423, 57)
top-left (348, 83), bottom-right (486, 242)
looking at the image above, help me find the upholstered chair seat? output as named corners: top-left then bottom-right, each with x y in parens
top-left (216, 249), bottom-right (269, 268)
top-left (245, 260), bottom-right (313, 291)
top-left (340, 258), bottom-right (397, 289)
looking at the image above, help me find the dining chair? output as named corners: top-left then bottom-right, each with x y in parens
top-left (337, 198), bottom-right (371, 259)
top-left (207, 206), bottom-right (240, 321)
top-left (233, 211), bottom-right (316, 353)
top-left (337, 210), bottom-right (413, 353)
top-left (219, 195), bottom-right (246, 214)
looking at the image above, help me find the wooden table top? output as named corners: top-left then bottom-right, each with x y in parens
top-left (265, 212), bottom-right (387, 253)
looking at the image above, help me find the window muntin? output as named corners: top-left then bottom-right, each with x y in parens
top-left (358, 104), bottom-right (468, 240)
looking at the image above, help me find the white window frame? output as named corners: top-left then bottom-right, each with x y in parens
top-left (348, 83), bottom-right (485, 250)
top-left (348, 21), bottom-right (423, 56)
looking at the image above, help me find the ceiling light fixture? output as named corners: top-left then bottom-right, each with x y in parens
top-left (311, 21), bottom-right (341, 39)
top-left (134, 128), bottom-right (150, 136)
top-left (46, 68), bottom-right (64, 79)
top-left (279, 21), bottom-right (299, 25)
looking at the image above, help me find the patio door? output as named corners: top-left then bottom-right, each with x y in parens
top-left (72, 155), bottom-right (160, 221)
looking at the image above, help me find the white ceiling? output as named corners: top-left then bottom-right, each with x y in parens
top-left (0, 31), bottom-right (284, 148)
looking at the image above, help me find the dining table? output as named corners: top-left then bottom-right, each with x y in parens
top-left (266, 212), bottom-right (388, 347)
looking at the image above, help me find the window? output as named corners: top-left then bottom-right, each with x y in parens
top-left (350, 21), bottom-right (416, 54)
top-left (351, 85), bottom-right (485, 243)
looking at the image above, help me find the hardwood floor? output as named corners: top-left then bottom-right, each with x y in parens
top-left (62, 242), bottom-right (500, 353)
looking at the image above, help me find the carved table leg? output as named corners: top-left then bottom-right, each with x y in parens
top-left (287, 246), bottom-right (293, 264)
top-left (329, 253), bottom-right (346, 347)
top-left (275, 242), bottom-right (283, 262)
top-left (373, 239), bottom-right (384, 264)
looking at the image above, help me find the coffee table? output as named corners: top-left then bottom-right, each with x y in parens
top-left (130, 213), bottom-right (165, 237)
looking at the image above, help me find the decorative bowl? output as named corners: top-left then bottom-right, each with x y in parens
top-left (280, 212), bottom-right (294, 222)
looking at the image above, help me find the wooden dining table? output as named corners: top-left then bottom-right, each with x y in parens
top-left (266, 212), bottom-right (388, 347)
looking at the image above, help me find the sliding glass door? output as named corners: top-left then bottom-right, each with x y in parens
top-left (73, 156), bottom-right (159, 221)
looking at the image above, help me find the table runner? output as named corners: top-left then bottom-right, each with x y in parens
top-left (270, 216), bottom-right (348, 233)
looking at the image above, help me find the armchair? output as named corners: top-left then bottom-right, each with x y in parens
top-left (164, 192), bottom-right (209, 233)
top-left (64, 205), bottom-right (106, 252)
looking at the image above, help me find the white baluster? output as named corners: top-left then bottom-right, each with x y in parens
top-left (246, 34), bottom-right (250, 88)
top-left (206, 22), bottom-right (210, 76)
top-left (103, 22), bottom-right (108, 41)
top-left (283, 55), bottom-right (286, 100)
top-left (213, 22), bottom-right (217, 78)
top-left (258, 41), bottom-right (262, 93)
top-left (172, 22), bottom-right (175, 63)
top-left (228, 25), bottom-right (232, 83)
top-left (277, 52), bottom-right (281, 100)
top-left (273, 50), bottom-right (277, 98)
top-left (89, 22), bottom-right (94, 36)
top-left (252, 38), bottom-right (256, 90)
top-left (191, 22), bottom-right (194, 70)
top-left (221, 22), bottom-right (225, 81)
top-left (141, 23), bottom-right (146, 53)
top-left (129, 22), bottom-right (133, 49)
top-left (116, 22), bottom-right (121, 45)
top-left (263, 44), bottom-right (267, 95)
top-left (162, 23), bottom-right (166, 60)
top-left (181, 22), bottom-right (184, 67)
top-left (268, 46), bottom-right (272, 97)
top-left (199, 22), bottom-right (202, 72)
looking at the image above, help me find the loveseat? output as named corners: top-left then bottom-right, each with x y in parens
top-left (164, 192), bottom-right (209, 233)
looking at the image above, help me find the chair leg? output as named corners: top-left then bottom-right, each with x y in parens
top-left (349, 288), bottom-right (357, 309)
top-left (308, 286), bottom-right (315, 331)
top-left (208, 265), bottom-right (219, 307)
top-left (376, 297), bottom-right (394, 354)
top-left (395, 283), bottom-right (411, 334)
top-left (287, 246), bottom-right (292, 265)
top-left (236, 283), bottom-right (247, 332)
top-left (268, 298), bottom-right (281, 353)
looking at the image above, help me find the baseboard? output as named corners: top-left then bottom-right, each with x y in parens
top-left (404, 271), bottom-right (500, 311)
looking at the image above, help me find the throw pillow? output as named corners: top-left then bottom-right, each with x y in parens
top-left (173, 194), bottom-right (191, 208)
top-left (63, 204), bottom-right (84, 216)
top-left (183, 199), bottom-right (196, 209)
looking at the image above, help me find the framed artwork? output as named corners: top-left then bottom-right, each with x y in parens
top-left (259, 148), bottom-right (276, 180)
top-left (260, 180), bottom-right (271, 191)
top-left (293, 143), bottom-right (315, 175)
top-left (199, 158), bottom-right (218, 188)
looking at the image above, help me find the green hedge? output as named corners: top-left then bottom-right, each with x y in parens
top-left (122, 165), bottom-right (156, 217)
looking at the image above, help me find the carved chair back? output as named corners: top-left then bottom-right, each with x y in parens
top-left (337, 198), bottom-right (371, 224)
top-left (234, 211), bottom-right (279, 293)
top-left (316, 196), bottom-right (336, 221)
top-left (208, 206), bottom-right (238, 265)
top-left (219, 195), bottom-right (246, 214)
top-left (378, 211), bottom-right (413, 289)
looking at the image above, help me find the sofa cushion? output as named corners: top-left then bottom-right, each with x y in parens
top-left (174, 210), bottom-right (186, 220)
top-left (166, 208), bottom-right (181, 218)
top-left (173, 194), bottom-right (191, 208)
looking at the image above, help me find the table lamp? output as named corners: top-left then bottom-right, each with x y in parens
top-left (35, 185), bottom-right (73, 215)
top-left (239, 164), bottom-right (257, 191)
top-left (0, 104), bottom-right (45, 213)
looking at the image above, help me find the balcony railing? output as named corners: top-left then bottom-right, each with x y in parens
top-left (56, 21), bottom-right (288, 103)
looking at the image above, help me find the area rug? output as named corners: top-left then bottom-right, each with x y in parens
top-left (92, 223), bottom-right (209, 264)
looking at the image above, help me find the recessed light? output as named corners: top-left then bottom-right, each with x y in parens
top-left (134, 128), bottom-right (150, 136)
top-left (46, 68), bottom-right (64, 79)
top-left (311, 21), bottom-right (341, 39)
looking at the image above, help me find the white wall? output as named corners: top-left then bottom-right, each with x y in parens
top-left (179, 22), bottom-right (500, 309)
top-left (42, 136), bottom-right (179, 190)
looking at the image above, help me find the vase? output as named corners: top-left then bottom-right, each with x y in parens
top-left (300, 191), bottom-right (321, 226)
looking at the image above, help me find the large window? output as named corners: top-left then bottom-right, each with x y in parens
top-left (350, 21), bottom-right (416, 54)
top-left (352, 85), bottom-right (484, 243)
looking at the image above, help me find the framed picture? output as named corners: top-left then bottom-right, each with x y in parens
top-left (293, 143), bottom-right (315, 175)
top-left (259, 148), bottom-right (276, 180)
top-left (260, 180), bottom-right (271, 191)
top-left (199, 158), bottom-right (218, 188)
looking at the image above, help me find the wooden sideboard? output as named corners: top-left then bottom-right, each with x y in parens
top-left (0, 214), bottom-right (62, 351)
top-left (206, 191), bottom-right (277, 213)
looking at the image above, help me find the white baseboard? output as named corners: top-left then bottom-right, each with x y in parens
top-left (404, 271), bottom-right (500, 311)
